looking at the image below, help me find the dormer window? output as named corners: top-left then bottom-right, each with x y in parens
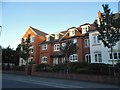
top-left (69, 30), bottom-right (75, 36)
top-left (55, 34), bottom-right (59, 39)
top-left (81, 25), bottom-right (89, 34)
top-left (46, 35), bottom-right (50, 41)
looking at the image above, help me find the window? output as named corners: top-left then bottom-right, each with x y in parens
top-left (53, 58), bottom-right (58, 65)
top-left (69, 30), bottom-right (75, 36)
top-left (85, 54), bottom-right (91, 63)
top-left (84, 39), bottom-right (90, 47)
top-left (42, 56), bottom-right (47, 63)
top-left (94, 53), bottom-right (102, 62)
top-left (62, 57), bottom-right (65, 63)
top-left (98, 54), bottom-right (102, 62)
top-left (46, 36), bottom-right (50, 41)
top-left (85, 27), bottom-right (88, 31)
top-left (72, 30), bottom-right (75, 35)
top-left (62, 43), bottom-right (66, 47)
top-left (114, 53), bottom-right (117, 59)
top-left (109, 52), bottom-right (120, 60)
top-left (109, 53), bottom-right (113, 59)
top-left (118, 52), bottom-right (120, 59)
top-left (54, 44), bottom-right (60, 51)
top-left (55, 34), bottom-right (59, 39)
top-left (42, 44), bottom-right (48, 50)
top-left (69, 54), bottom-right (78, 62)
top-left (93, 36), bottom-right (96, 44)
top-left (31, 36), bottom-right (34, 42)
top-left (30, 46), bottom-right (34, 53)
top-left (95, 54), bottom-right (97, 62)
top-left (93, 35), bottom-right (100, 44)
top-left (31, 48), bottom-right (34, 53)
top-left (73, 39), bottom-right (77, 43)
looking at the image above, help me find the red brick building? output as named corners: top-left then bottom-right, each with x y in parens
top-left (19, 24), bottom-right (91, 66)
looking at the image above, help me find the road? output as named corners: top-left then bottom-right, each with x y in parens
top-left (2, 74), bottom-right (119, 89)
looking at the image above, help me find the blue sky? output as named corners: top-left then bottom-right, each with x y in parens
top-left (1, 2), bottom-right (118, 49)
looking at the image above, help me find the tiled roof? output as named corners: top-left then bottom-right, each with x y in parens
top-left (30, 26), bottom-right (48, 36)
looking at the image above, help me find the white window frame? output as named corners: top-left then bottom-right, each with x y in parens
top-left (42, 44), bottom-right (48, 50)
top-left (84, 39), bottom-right (90, 47)
top-left (41, 56), bottom-right (47, 63)
top-left (94, 53), bottom-right (102, 62)
top-left (69, 30), bottom-right (75, 36)
top-left (85, 54), bottom-right (91, 63)
top-left (30, 46), bottom-right (34, 53)
top-left (61, 57), bottom-right (65, 63)
top-left (109, 52), bottom-right (120, 60)
top-left (53, 58), bottom-right (58, 65)
top-left (31, 36), bottom-right (35, 42)
top-left (46, 36), bottom-right (50, 41)
top-left (62, 43), bottom-right (66, 47)
top-left (54, 44), bottom-right (60, 51)
top-left (55, 34), bottom-right (59, 39)
top-left (93, 35), bottom-right (100, 45)
top-left (69, 54), bottom-right (78, 62)
top-left (73, 39), bottom-right (77, 44)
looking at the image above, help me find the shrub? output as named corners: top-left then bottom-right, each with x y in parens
top-left (88, 63), bottom-right (109, 75)
top-left (28, 61), bottom-right (36, 65)
top-left (45, 66), bottom-right (53, 72)
top-left (14, 65), bottom-right (25, 71)
top-left (53, 64), bottom-right (67, 73)
top-left (36, 63), bottom-right (51, 72)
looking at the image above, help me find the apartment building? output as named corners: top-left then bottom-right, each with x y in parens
top-left (19, 24), bottom-right (92, 66)
top-left (39, 25), bottom-right (91, 65)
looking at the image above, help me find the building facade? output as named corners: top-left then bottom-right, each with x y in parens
top-left (89, 11), bottom-right (120, 64)
top-left (19, 11), bottom-right (120, 66)
top-left (19, 24), bottom-right (91, 66)
top-left (19, 26), bottom-right (48, 66)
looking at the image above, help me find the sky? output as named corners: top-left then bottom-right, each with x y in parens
top-left (0, 1), bottom-right (119, 50)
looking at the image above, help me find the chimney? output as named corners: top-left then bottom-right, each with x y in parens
top-left (98, 11), bottom-right (102, 18)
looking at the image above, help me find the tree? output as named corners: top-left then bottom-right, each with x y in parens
top-left (60, 40), bottom-right (79, 73)
top-left (94, 4), bottom-right (120, 76)
top-left (2, 46), bottom-right (19, 66)
top-left (16, 34), bottom-right (31, 65)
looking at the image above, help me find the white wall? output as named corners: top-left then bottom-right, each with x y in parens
top-left (89, 30), bottom-right (120, 64)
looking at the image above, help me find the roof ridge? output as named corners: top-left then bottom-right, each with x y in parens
top-left (29, 26), bottom-right (48, 36)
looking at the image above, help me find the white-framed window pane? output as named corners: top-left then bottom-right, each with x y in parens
top-left (85, 54), bottom-right (91, 63)
top-left (118, 52), bottom-right (120, 59)
top-left (62, 43), bottom-right (66, 47)
top-left (109, 53), bottom-right (113, 59)
top-left (97, 36), bottom-right (100, 43)
top-left (84, 39), bottom-right (90, 47)
top-left (42, 44), bottom-right (47, 50)
top-left (53, 58), bottom-right (58, 65)
top-left (42, 56), bottom-right (47, 63)
top-left (114, 53), bottom-right (117, 59)
top-left (46, 37), bottom-right (50, 41)
top-left (54, 44), bottom-right (60, 51)
top-left (73, 39), bottom-right (77, 43)
top-left (98, 54), bottom-right (102, 62)
top-left (93, 36), bottom-right (96, 44)
top-left (95, 54), bottom-right (97, 62)
top-left (31, 36), bottom-right (34, 42)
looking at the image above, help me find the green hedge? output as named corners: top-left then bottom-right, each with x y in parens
top-left (14, 65), bottom-right (25, 71)
top-left (36, 62), bottom-right (119, 76)
top-left (36, 63), bottom-right (53, 72)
